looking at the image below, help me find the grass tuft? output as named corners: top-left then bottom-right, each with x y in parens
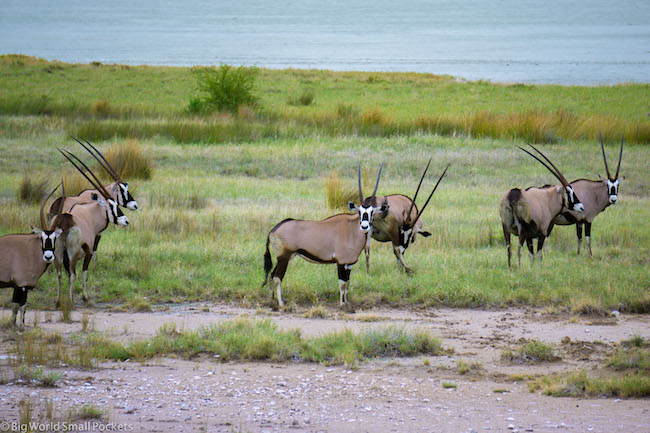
top-left (103, 138), bottom-right (153, 180)
top-left (501, 340), bottom-right (559, 364)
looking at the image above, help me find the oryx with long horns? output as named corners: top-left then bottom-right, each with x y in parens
top-left (553, 135), bottom-right (625, 255)
top-left (263, 163), bottom-right (386, 307)
top-left (500, 144), bottom-right (584, 267)
top-left (48, 137), bottom-right (138, 261)
top-left (55, 149), bottom-right (129, 306)
top-left (365, 159), bottom-right (449, 274)
top-left (0, 184), bottom-right (63, 330)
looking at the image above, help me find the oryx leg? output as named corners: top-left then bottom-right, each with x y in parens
top-left (81, 246), bottom-right (93, 302)
top-left (392, 244), bottom-right (414, 275)
top-left (55, 257), bottom-right (63, 308)
top-left (537, 236), bottom-right (546, 264)
top-left (337, 264), bottom-right (352, 306)
top-left (585, 223), bottom-right (592, 256)
top-left (575, 222), bottom-right (583, 255)
top-left (91, 234), bottom-right (101, 263)
top-left (364, 244), bottom-right (370, 273)
top-left (517, 236), bottom-right (526, 268)
top-left (526, 238), bottom-right (535, 265)
top-left (63, 250), bottom-right (76, 306)
top-left (502, 223), bottom-right (512, 268)
top-left (11, 287), bottom-right (28, 331)
top-left (270, 256), bottom-right (290, 307)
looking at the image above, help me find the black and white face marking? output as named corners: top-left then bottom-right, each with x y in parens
top-left (93, 193), bottom-right (130, 227)
top-left (348, 201), bottom-right (383, 233)
top-left (606, 179), bottom-right (620, 204)
top-left (35, 228), bottom-right (63, 263)
top-left (564, 185), bottom-right (584, 213)
top-left (118, 182), bottom-right (138, 210)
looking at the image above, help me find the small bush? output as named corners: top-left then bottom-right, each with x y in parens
top-left (501, 340), bottom-right (559, 364)
top-left (18, 176), bottom-right (49, 204)
top-left (89, 99), bottom-right (111, 118)
top-left (190, 64), bottom-right (259, 114)
top-left (288, 89), bottom-right (315, 106)
top-left (103, 138), bottom-right (153, 180)
top-left (325, 170), bottom-right (358, 210)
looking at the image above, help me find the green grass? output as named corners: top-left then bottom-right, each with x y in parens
top-left (10, 318), bottom-right (444, 369)
top-left (0, 58), bottom-right (648, 315)
top-left (0, 133), bottom-right (648, 313)
top-left (1, 55), bottom-right (648, 143)
top-left (501, 340), bottom-right (559, 364)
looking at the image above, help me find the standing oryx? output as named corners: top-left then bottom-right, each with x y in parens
top-left (48, 136), bottom-right (138, 261)
top-left (55, 149), bottom-right (129, 306)
top-left (0, 184), bottom-right (63, 330)
top-left (553, 135), bottom-right (625, 255)
top-left (365, 159), bottom-right (450, 274)
top-left (263, 163), bottom-right (386, 308)
top-left (500, 144), bottom-right (585, 267)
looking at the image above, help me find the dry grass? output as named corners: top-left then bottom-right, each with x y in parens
top-left (103, 138), bottom-right (153, 180)
top-left (324, 170), bottom-right (358, 210)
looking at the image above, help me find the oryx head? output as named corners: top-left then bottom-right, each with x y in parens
top-left (72, 136), bottom-right (139, 210)
top-left (348, 162), bottom-right (386, 233)
top-left (400, 160), bottom-right (449, 252)
top-left (518, 144), bottom-right (584, 213)
top-left (598, 134), bottom-right (625, 205)
top-left (59, 148), bottom-right (130, 228)
top-left (90, 193), bottom-right (130, 227)
top-left (32, 183), bottom-right (64, 263)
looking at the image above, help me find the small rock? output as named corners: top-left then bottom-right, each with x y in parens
top-left (611, 310), bottom-right (620, 317)
top-left (507, 424), bottom-right (515, 430)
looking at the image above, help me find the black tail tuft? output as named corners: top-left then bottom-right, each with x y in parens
top-left (262, 235), bottom-right (273, 288)
top-left (63, 250), bottom-right (70, 274)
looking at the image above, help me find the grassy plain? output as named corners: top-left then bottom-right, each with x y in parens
top-left (0, 56), bottom-right (648, 314)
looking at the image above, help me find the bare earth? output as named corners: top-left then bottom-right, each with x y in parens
top-left (1, 304), bottom-right (649, 433)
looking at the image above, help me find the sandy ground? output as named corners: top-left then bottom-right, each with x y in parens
top-left (0, 304), bottom-right (649, 433)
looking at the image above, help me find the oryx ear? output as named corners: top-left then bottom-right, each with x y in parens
top-left (556, 186), bottom-right (563, 193)
top-left (31, 226), bottom-right (42, 235)
top-left (53, 228), bottom-right (63, 238)
top-left (419, 230), bottom-right (431, 237)
top-left (619, 176), bottom-right (625, 181)
top-left (111, 183), bottom-right (119, 193)
top-left (598, 174), bottom-right (607, 181)
top-left (380, 202), bottom-right (389, 212)
top-left (347, 201), bottom-right (357, 211)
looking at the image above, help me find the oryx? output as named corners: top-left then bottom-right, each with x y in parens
top-left (55, 149), bottom-right (129, 306)
top-left (262, 163), bottom-right (386, 308)
top-left (365, 159), bottom-right (450, 274)
top-left (500, 144), bottom-right (585, 267)
top-left (48, 136), bottom-right (138, 261)
top-left (0, 184), bottom-right (63, 330)
top-left (553, 135), bottom-right (625, 255)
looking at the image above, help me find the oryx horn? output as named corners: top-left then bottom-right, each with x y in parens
top-left (517, 144), bottom-right (570, 187)
top-left (40, 183), bottom-right (61, 230)
top-left (615, 135), bottom-right (624, 179)
top-left (58, 149), bottom-right (112, 200)
top-left (357, 163), bottom-right (363, 204)
top-left (414, 164), bottom-right (450, 221)
top-left (406, 158), bottom-right (432, 222)
top-left (599, 132), bottom-right (611, 180)
top-left (71, 135), bottom-right (123, 182)
top-left (372, 162), bottom-right (384, 200)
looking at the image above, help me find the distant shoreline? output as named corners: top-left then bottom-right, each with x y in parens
top-left (3, 52), bottom-right (649, 87)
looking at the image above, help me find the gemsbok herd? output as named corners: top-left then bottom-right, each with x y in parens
top-left (2, 136), bottom-right (625, 327)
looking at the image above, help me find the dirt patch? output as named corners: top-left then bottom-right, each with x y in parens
top-left (1, 304), bottom-right (648, 432)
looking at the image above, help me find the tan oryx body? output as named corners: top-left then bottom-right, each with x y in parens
top-left (48, 137), bottom-right (138, 260)
top-left (553, 136), bottom-right (625, 255)
top-left (263, 163), bottom-right (385, 307)
top-left (55, 149), bottom-right (129, 306)
top-left (500, 145), bottom-right (584, 267)
top-left (0, 185), bottom-right (63, 329)
top-left (366, 160), bottom-right (449, 274)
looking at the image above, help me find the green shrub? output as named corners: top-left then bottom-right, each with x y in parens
top-left (190, 64), bottom-right (259, 114)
